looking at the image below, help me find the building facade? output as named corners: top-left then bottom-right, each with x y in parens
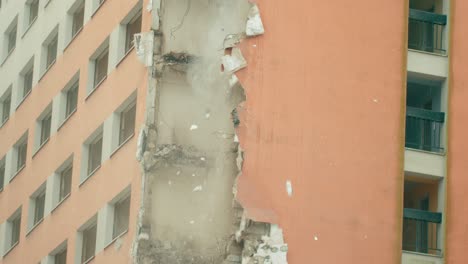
top-left (1, 0), bottom-right (468, 264)
top-left (0, 0), bottom-right (148, 263)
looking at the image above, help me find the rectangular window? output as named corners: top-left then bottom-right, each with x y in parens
top-left (59, 165), bottom-right (72, 201)
top-left (29, 0), bottom-right (39, 25)
top-left (1, 92), bottom-right (11, 124)
top-left (10, 214), bottom-right (21, 247)
top-left (81, 223), bottom-right (97, 263)
top-left (87, 135), bottom-right (102, 175)
top-left (72, 4), bottom-right (85, 37)
top-left (0, 161), bottom-right (5, 191)
top-left (66, 82), bottom-right (78, 117)
top-left (93, 49), bottom-right (108, 88)
top-left (17, 140), bottom-right (27, 171)
top-left (47, 35), bottom-right (58, 68)
top-left (112, 195), bottom-right (131, 239)
top-left (125, 13), bottom-right (142, 53)
top-left (119, 103), bottom-right (136, 145)
top-left (40, 112), bottom-right (52, 145)
top-left (7, 25), bottom-right (17, 54)
top-left (55, 248), bottom-right (67, 264)
top-left (33, 191), bottom-right (45, 225)
top-left (24, 68), bottom-right (34, 97)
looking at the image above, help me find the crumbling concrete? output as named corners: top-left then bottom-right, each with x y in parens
top-left (133, 1), bottom-right (287, 263)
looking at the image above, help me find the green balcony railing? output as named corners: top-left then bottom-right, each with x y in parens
top-left (408, 9), bottom-right (447, 54)
top-left (405, 107), bottom-right (445, 153)
top-left (403, 208), bottom-right (442, 255)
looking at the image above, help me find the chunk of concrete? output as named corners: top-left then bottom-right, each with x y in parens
top-left (246, 4), bottom-right (265, 37)
top-left (222, 48), bottom-right (247, 73)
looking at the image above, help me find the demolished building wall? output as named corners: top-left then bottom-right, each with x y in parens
top-left (133, 0), bottom-right (287, 263)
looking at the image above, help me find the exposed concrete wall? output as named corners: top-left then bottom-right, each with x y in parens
top-left (134, 0), bottom-right (285, 263)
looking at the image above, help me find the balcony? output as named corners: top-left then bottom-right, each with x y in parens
top-left (405, 107), bottom-right (445, 153)
top-left (403, 208), bottom-right (442, 255)
top-left (408, 9), bottom-right (447, 54)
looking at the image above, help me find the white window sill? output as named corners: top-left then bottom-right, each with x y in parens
top-left (15, 90), bottom-right (32, 111)
top-left (83, 255), bottom-right (95, 264)
top-left (116, 46), bottom-right (135, 68)
top-left (26, 218), bottom-right (44, 237)
top-left (44, 0), bottom-right (53, 8)
top-left (1, 48), bottom-right (15, 67)
top-left (79, 165), bottom-right (101, 187)
top-left (39, 60), bottom-right (57, 83)
top-left (1, 117), bottom-right (9, 128)
top-left (21, 17), bottom-right (38, 39)
top-left (110, 133), bottom-right (134, 158)
top-left (9, 165), bottom-right (26, 183)
top-left (2, 242), bottom-right (19, 258)
top-left (104, 229), bottom-right (128, 250)
top-left (91, 0), bottom-right (107, 18)
top-left (51, 193), bottom-right (71, 214)
top-left (32, 138), bottom-right (50, 158)
top-left (57, 108), bottom-right (77, 132)
top-left (63, 27), bottom-right (83, 52)
top-left (85, 76), bottom-right (107, 101)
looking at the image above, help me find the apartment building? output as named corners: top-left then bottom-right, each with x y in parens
top-left (0, 0), bottom-right (148, 263)
top-left (2, 0), bottom-right (468, 264)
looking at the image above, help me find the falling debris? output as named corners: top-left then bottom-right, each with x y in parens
top-left (189, 220), bottom-right (195, 225)
top-left (204, 112), bottom-right (211, 119)
top-left (190, 124), bottom-right (198, 130)
top-left (200, 157), bottom-right (206, 161)
top-left (246, 4), bottom-right (265, 36)
top-left (222, 48), bottom-right (247, 73)
top-left (176, 170), bottom-right (181, 175)
top-left (314, 235), bottom-right (319, 241)
top-left (168, 181), bottom-right (172, 185)
top-left (134, 32), bottom-right (154, 67)
top-left (193, 185), bottom-right (203, 192)
top-left (373, 98), bottom-right (379, 103)
top-left (286, 180), bottom-right (293, 197)
top-left (192, 173), bottom-right (196, 177)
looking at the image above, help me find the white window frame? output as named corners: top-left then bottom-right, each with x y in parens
top-left (0, 86), bottom-right (12, 126)
top-left (107, 91), bottom-right (137, 156)
top-left (27, 183), bottom-right (47, 232)
top-left (11, 132), bottom-right (28, 180)
top-left (2, 17), bottom-right (18, 61)
top-left (17, 57), bottom-right (35, 108)
top-left (80, 125), bottom-right (103, 184)
top-left (75, 215), bottom-right (97, 264)
top-left (97, 186), bottom-right (131, 250)
top-left (1, 207), bottom-right (22, 257)
top-left (34, 104), bottom-right (53, 153)
top-left (40, 26), bottom-right (59, 77)
top-left (86, 38), bottom-right (109, 95)
top-left (56, 71), bottom-right (80, 128)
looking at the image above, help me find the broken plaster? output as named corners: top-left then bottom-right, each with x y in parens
top-left (133, 1), bottom-right (288, 264)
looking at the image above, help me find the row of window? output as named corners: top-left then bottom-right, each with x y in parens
top-left (2, 185), bottom-right (131, 264)
top-left (0, 0), bottom-right (142, 128)
top-left (1, 0), bottom-right (100, 63)
top-left (0, 0), bottom-right (141, 128)
top-left (0, 87), bottom-right (136, 192)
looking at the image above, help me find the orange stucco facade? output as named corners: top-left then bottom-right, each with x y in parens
top-left (0, 0), bottom-right (151, 263)
top-left (237, 1), bottom-right (407, 263)
top-left (446, 0), bottom-right (468, 263)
